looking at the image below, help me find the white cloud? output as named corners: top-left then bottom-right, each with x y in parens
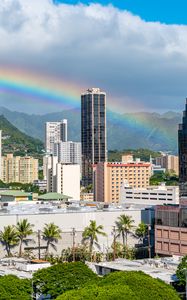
top-left (0, 0), bottom-right (187, 112)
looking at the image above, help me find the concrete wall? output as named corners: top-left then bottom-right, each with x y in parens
top-left (0, 209), bottom-right (150, 258)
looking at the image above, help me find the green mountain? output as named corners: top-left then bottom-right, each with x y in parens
top-left (0, 107), bottom-right (181, 153)
top-left (0, 115), bottom-right (44, 156)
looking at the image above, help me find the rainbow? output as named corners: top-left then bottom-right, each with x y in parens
top-left (0, 65), bottom-right (144, 112)
top-left (109, 111), bottom-right (177, 145)
top-left (0, 66), bottom-right (176, 148)
top-left (0, 66), bottom-right (84, 109)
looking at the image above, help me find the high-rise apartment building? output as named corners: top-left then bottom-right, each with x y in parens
top-left (94, 160), bottom-right (151, 203)
top-left (179, 99), bottom-right (187, 196)
top-left (53, 141), bottom-right (81, 166)
top-left (81, 88), bottom-right (107, 186)
top-left (1, 154), bottom-right (38, 184)
top-left (45, 119), bottom-right (67, 153)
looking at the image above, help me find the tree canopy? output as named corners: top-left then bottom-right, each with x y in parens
top-left (57, 270), bottom-right (179, 300)
top-left (150, 171), bottom-right (179, 186)
top-left (56, 284), bottom-right (138, 300)
top-left (176, 255), bottom-right (187, 286)
top-left (33, 262), bottom-right (98, 299)
top-left (0, 275), bottom-right (31, 300)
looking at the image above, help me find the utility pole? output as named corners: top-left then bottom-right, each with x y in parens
top-left (72, 228), bottom-right (76, 262)
top-left (38, 230), bottom-right (41, 260)
top-left (112, 226), bottom-right (116, 261)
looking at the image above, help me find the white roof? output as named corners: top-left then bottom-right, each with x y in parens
top-left (94, 257), bottom-right (180, 284)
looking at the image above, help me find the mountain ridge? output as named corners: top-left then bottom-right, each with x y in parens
top-left (0, 107), bottom-right (181, 153)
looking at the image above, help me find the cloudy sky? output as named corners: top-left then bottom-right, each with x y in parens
top-left (0, 0), bottom-right (187, 114)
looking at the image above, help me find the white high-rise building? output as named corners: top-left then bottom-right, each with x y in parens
top-left (53, 141), bottom-right (81, 166)
top-left (44, 155), bottom-right (80, 200)
top-left (45, 119), bottom-right (67, 153)
top-left (56, 163), bottom-right (80, 200)
top-left (43, 154), bottom-right (58, 192)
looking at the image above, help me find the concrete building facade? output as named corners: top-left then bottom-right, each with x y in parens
top-left (81, 88), bottom-right (107, 186)
top-left (94, 161), bottom-right (152, 203)
top-left (1, 154), bottom-right (38, 184)
top-left (45, 155), bottom-right (80, 200)
top-left (120, 184), bottom-right (179, 206)
top-left (0, 203), bottom-right (153, 257)
top-left (53, 141), bottom-right (81, 166)
top-left (45, 119), bottom-right (67, 153)
top-left (56, 163), bottom-right (80, 200)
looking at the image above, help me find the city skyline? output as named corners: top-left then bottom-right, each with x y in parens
top-left (0, 1), bottom-right (187, 113)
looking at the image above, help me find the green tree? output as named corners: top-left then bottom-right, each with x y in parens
top-left (43, 223), bottom-right (62, 256)
top-left (176, 255), bottom-right (187, 286)
top-left (99, 271), bottom-right (180, 300)
top-left (82, 220), bottom-right (106, 254)
top-left (56, 284), bottom-right (137, 300)
top-left (150, 171), bottom-right (179, 186)
top-left (135, 222), bottom-right (148, 243)
top-left (0, 225), bottom-right (19, 256)
top-left (57, 271), bottom-right (180, 300)
top-left (0, 275), bottom-right (31, 300)
top-left (33, 262), bottom-right (98, 299)
top-left (115, 215), bottom-right (134, 247)
top-left (16, 219), bottom-right (34, 257)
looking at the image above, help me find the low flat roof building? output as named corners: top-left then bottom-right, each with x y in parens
top-left (0, 202), bottom-right (154, 258)
top-left (38, 192), bottom-right (72, 201)
top-left (120, 183), bottom-right (179, 206)
top-left (0, 191), bottom-right (31, 202)
top-left (0, 257), bottom-right (50, 278)
top-left (91, 257), bottom-right (179, 285)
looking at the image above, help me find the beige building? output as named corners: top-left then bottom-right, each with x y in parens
top-left (2, 154), bottom-right (38, 184)
top-left (80, 192), bottom-right (94, 201)
top-left (94, 160), bottom-right (152, 203)
top-left (155, 154), bottom-right (179, 175)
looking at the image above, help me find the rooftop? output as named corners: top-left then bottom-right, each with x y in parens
top-left (93, 257), bottom-right (180, 284)
top-left (38, 192), bottom-right (72, 201)
top-left (0, 202), bottom-right (153, 216)
top-left (0, 190), bottom-right (30, 197)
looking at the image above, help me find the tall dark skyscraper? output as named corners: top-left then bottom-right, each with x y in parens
top-left (81, 88), bottom-right (107, 186)
top-left (179, 98), bottom-right (187, 196)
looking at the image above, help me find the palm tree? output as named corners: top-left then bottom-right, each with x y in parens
top-left (0, 225), bottom-right (19, 257)
top-left (82, 220), bottom-right (107, 254)
top-left (135, 222), bottom-right (148, 243)
top-left (16, 219), bottom-right (34, 257)
top-left (42, 223), bottom-right (62, 256)
top-left (115, 214), bottom-right (134, 247)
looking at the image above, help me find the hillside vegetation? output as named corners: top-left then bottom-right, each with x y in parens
top-left (108, 149), bottom-right (160, 162)
top-left (0, 115), bottom-right (44, 156)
